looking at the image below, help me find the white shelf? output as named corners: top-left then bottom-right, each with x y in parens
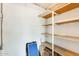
top-left (55, 19), bottom-right (79, 25)
top-left (54, 34), bottom-right (79, 42)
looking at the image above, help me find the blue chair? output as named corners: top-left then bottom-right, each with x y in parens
top-left (26, 41), bottom-right (40, 56)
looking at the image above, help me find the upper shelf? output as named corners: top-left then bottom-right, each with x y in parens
top-left (49, 3), bottom-right (79, 14)
top-left (55, 3), bottom-right (79, 14)
top-left (42, 13), bottom-right (52, 19)
top-left (39, 12), bottom-right (53, 19)
top-left (55, 19), bottom-right (79, 25)
top-left (39, 3), bottom-right (79, 20)
top-left (39, 12), bottom-right (56, 19)
top-left (48, 3), bottom-right (69, 11)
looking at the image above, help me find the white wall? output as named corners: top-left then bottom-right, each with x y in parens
top-left (55, 8), bottom-right (79, 53)
top-left (0, 3), bottom-right (46, 56)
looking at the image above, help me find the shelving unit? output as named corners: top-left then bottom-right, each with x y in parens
top-left (54, 3), bottom-right (79, 56)
top-left (36, 3), bottom-right (79, 19)
top-left (39, 6), bottom-right (52, 55)
top-left (40, 11), bottom-right (52, 41)
top-left (35, 3), bottom-right (79, 56)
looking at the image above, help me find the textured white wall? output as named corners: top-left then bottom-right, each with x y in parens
top-left (0, 3), bottom-right (46, 56)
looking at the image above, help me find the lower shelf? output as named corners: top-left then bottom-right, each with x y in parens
top-left (54, 51), bottom-right (62, 56)
top-left (54, 45), bottom-right (79, 56)
top-left (40, 41), bottom-right (53, 56)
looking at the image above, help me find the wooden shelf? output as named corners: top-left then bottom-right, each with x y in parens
top-left (41, 41), bottom-right (52, 49)
top-left (39, 11), bottom-right (53, 19)
top-left (42, 13), bottom-right (52, 19)
top-left (55, 3), bottom-right (79, 14)
top-left (54, 34), bottom-right (79, 41)
top-left (48, 3), bottom-right (69, 11)
top-left (38, 3), bottom-right (79, 20)
top-left (50, 3), bottom-right (79, 15)
top-left (42, 13), bottom-right (56, 19)
top-left (42, 24), bottom-right (52, 26)
top-left (40, 41), bottom-right (53, 56)
top-left (42, 33), bottom-right (52, 36)
top-left (54, 45), bottom-right (79, 56)
top-left (55, 19), bottom-right (79, 25)
top-left (49, 3), bottom-right (79, 17)
top-left (55, 34), bottom-right (79, 39)
top-left (39, 12), bottom-right (55, 19)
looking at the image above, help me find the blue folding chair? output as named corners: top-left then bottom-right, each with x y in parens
top-left (26, 41), bottom-right (40, 56)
